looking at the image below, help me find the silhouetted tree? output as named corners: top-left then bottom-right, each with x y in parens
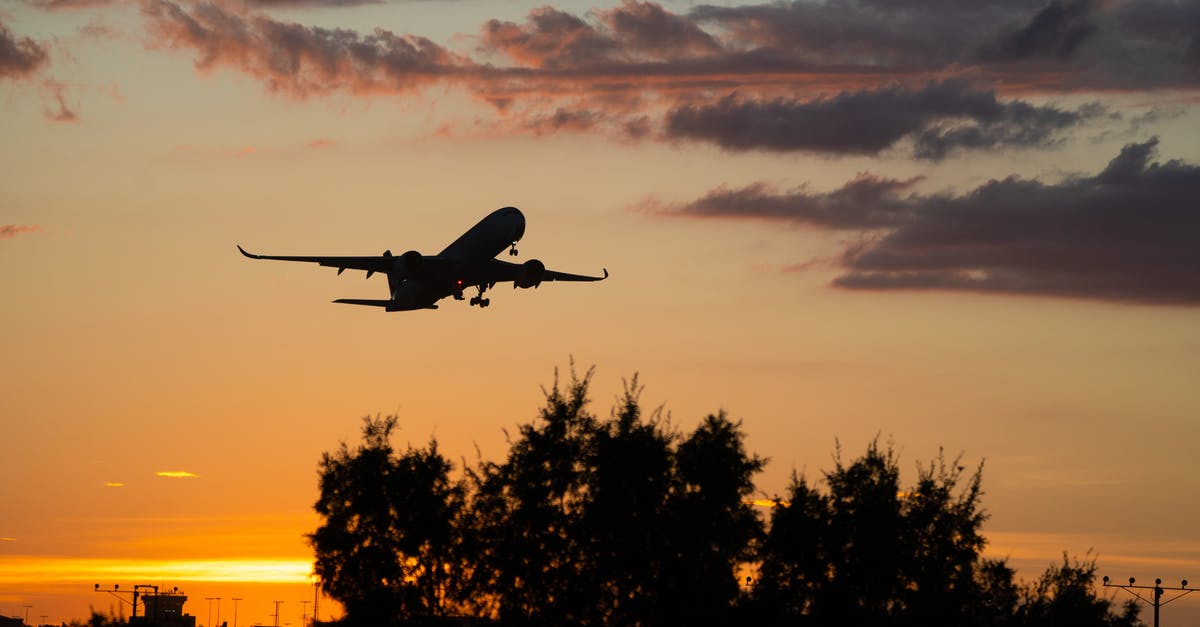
top-left (658, 411), bottom-right (765, 625)
top-left (1016, 553), bottom-right (1140, 627)
top-left (468, 367), bottom-right (766, 626)
top-left (468, 365), bottom-right (599, 625)
top-left (581, 376), bottom-right (676, 626)
top-left (306, 366), bottom-right (1140, 627)
top-left (752, 442), bottom-right (1137, 627)
top-left (310, 415), bottom-right (464, 626)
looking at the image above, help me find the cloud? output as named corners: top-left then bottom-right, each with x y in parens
top-left (245, 0), bottom-right (381, 7)
top-left (1, 225), bottom-right (42, 239)
top-left (156, 470), bottom-right (199, 478)
top-left (133, 0), bottom-right (1199, 155)
top-left (140, 0), bottom-right (469, 98)
top-left (652, 174), bottom-right (922, 230)
top-left (24, 0), bottom-right (118, 9)
top-left (982, 0), bottom-right (1098, 62)
top-left (42, 80), bottom-right (79, 122)
top-left (663, 80), bottom-right (1097, 159)
top-left (0, 21), bottom-right (50, 80)
top-left (665, 139), bottom-right (1200, 305)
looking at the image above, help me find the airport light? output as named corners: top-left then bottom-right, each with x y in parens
top-left (1103, 575), bottom-right (1198, 627)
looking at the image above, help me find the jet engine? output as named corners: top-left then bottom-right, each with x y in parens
top-left (515, 259), bottom-right (545, 289)
top-left (398, 250), bottom-right (423, 275)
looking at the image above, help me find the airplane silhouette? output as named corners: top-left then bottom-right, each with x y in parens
top-left (238, 207), bottom-right (608, 311)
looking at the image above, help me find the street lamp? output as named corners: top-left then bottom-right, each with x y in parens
top-left (232, 597), bottom-right (243, 627)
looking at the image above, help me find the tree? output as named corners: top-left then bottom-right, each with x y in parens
top-left (468, 365), bottom-right (599, 625)
top-left (581, 376), bottom-right (677, 626)
top-left (467, 367), bottom-right (766, 627)
top-left (659, 411), bottom-right (765, 625)
top-left (309, 415), bottom-right (464, 625)
top-left (1016, 553), bottom-right (1140, 627)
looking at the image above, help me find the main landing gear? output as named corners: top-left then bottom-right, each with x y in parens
top-left (509, 241), bottom-right (519, 256)
top-left (469, 284), bottom-right (491, 308)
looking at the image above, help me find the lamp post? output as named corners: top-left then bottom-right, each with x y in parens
top-left (232, 597), bottom-right (243, 627)
top-left (1103, 576), bottom-right (1198, 627)
top-left (205, 597), bottom-right (220, 627)
top-left (23, 606), bottom-right (31, 625)
top-left (300, 600), bottom-right (311, 627)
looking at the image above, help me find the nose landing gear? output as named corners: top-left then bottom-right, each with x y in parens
top-left (509, 242), bottom-right (519, 256)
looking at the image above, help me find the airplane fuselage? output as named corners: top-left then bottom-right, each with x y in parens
top-left (440, 206), bottom-right (526, 261)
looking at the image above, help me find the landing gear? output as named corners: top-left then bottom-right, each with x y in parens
top-left (509, 242), bottom-right (519, 256)
top-left (469, 285), bottom-right (491, 308)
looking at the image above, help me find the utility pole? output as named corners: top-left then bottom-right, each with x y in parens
top-left (1104, 576), bottom-right (1199, 627)
top-left (300, 600), bottom-right (311, 627)
top-left (232, 597), bottom-right (243, 627)
top-left (272, 600), bottom-right (284, 627)
top-left (22, 606), bottom-right (31, 625)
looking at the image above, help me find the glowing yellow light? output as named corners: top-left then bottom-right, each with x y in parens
top-left (105, 482), bottom-right (125, 487)
top-left (155, 471), bottom-right (199, 478)
top-left (743, 498), bottom-right (789, 508)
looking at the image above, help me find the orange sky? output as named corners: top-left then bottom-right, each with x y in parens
top-left (3, 0), bottom-right (1200, 624)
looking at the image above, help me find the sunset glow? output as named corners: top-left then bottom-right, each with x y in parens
top-left (2, 0), bottom-right (1198, 623)
top-left (0, 557), bottom-right (312, 585)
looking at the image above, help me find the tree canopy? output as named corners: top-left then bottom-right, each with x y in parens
top-left (309, 366), bottom-right (1140, 627)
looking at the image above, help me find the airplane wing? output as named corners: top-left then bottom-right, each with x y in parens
top-left (482, 259), bottom-right (608, 284)
top-left (238, 245), bottom-right (399, 277)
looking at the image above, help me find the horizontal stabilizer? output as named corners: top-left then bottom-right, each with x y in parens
top-left (333, 298), bottom-right (438, 311)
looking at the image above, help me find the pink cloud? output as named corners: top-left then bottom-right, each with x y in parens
top-left (1, 225), bottom-right (43, 239)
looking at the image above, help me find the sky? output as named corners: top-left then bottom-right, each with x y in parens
top-left (1, 0), bottom-right (1199, 623)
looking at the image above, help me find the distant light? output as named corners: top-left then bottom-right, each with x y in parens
top-left (104, 482), bottom-right (125, 488)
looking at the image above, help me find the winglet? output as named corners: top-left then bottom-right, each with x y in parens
top-left (237, 244), bottom-right (261, 259)
top-left (602, 268), bottom-right (608, 279)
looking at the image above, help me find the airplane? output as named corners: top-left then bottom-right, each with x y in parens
top-left (237, 206), bottom-right (607, 311)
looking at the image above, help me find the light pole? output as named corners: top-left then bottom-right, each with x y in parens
top-left (205, 597), bottom-right (220, 627)
top-left (300, 600), bottom-right (311, 627)
top-left (1104, 576), bottom-right (1199, 627)
top-left (23, 606), bottom-right (31, 625)
top-left (232, 597), bottom-right (243, 627)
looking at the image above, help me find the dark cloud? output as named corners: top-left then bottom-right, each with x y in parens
top-left (656, 175), bottom-right (922, 230)
top-left (602, 0), bottom-right (722, 62)
top-left (665, 139), bottom-right (1200, 305)
top-left (664, 80), bottom-right (1096, 159)
top-left (982, 0), bottom-right (1098, 61)
top-left (689, 0), bottom-right (1199, 90)
top-left (0, 21), bottom-right (50, 79)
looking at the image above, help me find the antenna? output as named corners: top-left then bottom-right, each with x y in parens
top-left (1103, 576), bottom-right (1198, 627)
